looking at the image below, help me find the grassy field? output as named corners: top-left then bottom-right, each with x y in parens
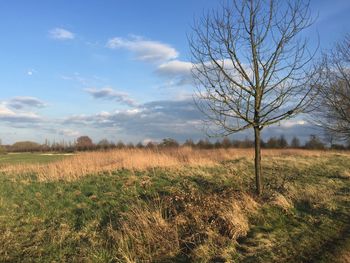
top-left (0, 149), bottom-right (349, 262)
top-left (0, 152), bottom-right (70, 165)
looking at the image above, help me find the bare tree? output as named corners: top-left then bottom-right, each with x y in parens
top-left (313, 36), bottom-right (350, 143)
top-left (189, 0), bottom-right (318, 195)
top-left (76, 136), bottom-right (94, 151)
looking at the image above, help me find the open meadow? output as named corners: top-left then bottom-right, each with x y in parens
top-left (0, 148), bottom-right (349, 262)
top-left (0, 153), bottom-right (71, 165)
top-left (1, 0), bottom-right (350, 262)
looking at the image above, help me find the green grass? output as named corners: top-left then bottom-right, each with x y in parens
top-left (0, 154), bottom-right (349, 262)
top-left (0, 152), bottom-right (70, 165)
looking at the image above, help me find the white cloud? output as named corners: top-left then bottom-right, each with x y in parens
top-left (280, 120), bottom-right (307, 128)
top-left (106, 36), bottom-right (178, 63)
top-left (0, 104), bottom-right (42, 122)
top-left (49, 28), bottom-right (75, 40)
top-left (0, 104), bottom-right (13, 115)
top-left (27, 69), bottom-right (36, 76)
top-left (85, 87), bottom-right (137, 107)
top-left (63, 99), bottom-right (204, 141)
top-left (156, 60), bottom-right (194, 86)
top-left (157, 60), bottom-right (193, 77)
top-left (8, 96), bottom-right (47, 109)
top-left (58, 129), bottom-right (80, 137)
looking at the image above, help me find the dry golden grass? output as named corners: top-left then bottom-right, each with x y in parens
top-left (107, 192), bottom-right (256, 262)
top-left (1, 147), bottom-right (349, 181)
top-left (109, 202), bottom-right (181, 262)
top-left (0, 147), bottom-right (349, 262)
top-left (270, 192), bottom-right (293, 212)
top-left (338, 251), bottom-right (350, 263)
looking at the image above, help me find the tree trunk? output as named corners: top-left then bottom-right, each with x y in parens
top-left (254, 127), bottom-right (262, 195)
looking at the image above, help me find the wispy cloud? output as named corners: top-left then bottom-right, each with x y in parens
top-left (61, 72), bottom-right (108, 86)
top-left (61, 72), bottom-right (90, 85)
top-left (7, 96), bottom-right (47, 109)
top-left (49, 27), bottom-right (75, 40)
top-left (106, 36), bottom-right (178, 63)
top-left (85, 87), bottom-right (137, 107)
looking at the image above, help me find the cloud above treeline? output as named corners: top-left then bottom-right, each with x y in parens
top-left (63, 98), bottom-right (203, 140)
top-left (62, 98), bottom-right (315, 142)
top-left (0, 96), bottom-right (46, 124)
top-left (0, 104), bottom-right (42, 123)
top-left (0, 94), bottom-right (316, 143)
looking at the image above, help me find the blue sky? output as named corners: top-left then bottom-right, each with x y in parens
top-left (0, 0), bottom-right (349, 144)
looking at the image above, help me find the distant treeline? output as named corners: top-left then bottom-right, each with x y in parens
top-left (0, 135), bottom-right (348, 154)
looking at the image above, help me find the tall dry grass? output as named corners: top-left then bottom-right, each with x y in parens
top-left (107, 192), bottom-right (257, 262)
top-left (0, 147), bottom-right (348, 181)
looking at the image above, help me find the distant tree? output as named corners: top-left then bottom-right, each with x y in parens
top-left (330, 144), bottom-right (346, 150)
top-left (126, 142), bottom-right (135, 149)
top-left (98, 139), bottom-right (111, 150)
top-left (266, 137), bottom-right (279, 149)
top-left (145, 141), bottom-right (157, 149)
top-left (263, 135), bottom-right (288, 149)
top-left (183, 139), bottom-right (195, 148)
top-left (304, 135), bottom-right (325, 150)
top-left (0, 146), bottom-right (6, 154)
top-left (51, 142), bottom-right (63, 152)
top-left (0, 139), bottom-right (6, 155)
top-left (41, 139), bottom-right (51, 152)
top-left (116, 140), bottom-right (125, 149)
top-left (221, 137), bottom-right (232, 149)
top-left (159, 138), bottom-right (179, 148)
top-left (136, 142), bottom-right (144, 148)
top-left (65, 141), bottom-right (75, 153)
top-left (214, 140), bottom-right (222, 149)
top-left (290, 136), bottom-right (301, 148)
top-left (278, 135), bottom-right (288, 149)
top-left (76, 136), bottom-right (94, 151)
top-left (232, 137), bottom-right (254, 148)
top-left (323, 133), bottom-right (335, 148)
top-left (11, 141), bottom-right (41, 152)
top-left (231, 140), bottom-right (241, 148)
top-left (196, 139), bottom-right (211, 149)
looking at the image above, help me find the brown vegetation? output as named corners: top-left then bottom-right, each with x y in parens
top-left (1, 148), bottom-right (348, 181)
top-left (107, 192), bottom-right (257, 262)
